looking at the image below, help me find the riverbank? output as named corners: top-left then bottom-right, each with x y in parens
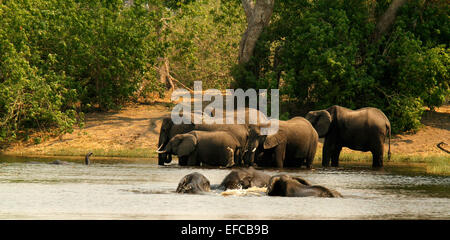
top-left (1, 103), bottom-right (449, 175)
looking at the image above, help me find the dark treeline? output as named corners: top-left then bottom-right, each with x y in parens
top-left (0, 0), bottom-right (448, 143)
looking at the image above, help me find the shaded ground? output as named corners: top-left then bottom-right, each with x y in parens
top-left (2, 103), bottom-right (449, 158)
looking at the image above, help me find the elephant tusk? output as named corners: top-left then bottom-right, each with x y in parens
top-left (252, 147), bottom-right (257, 152)
top-left (157, 144), bottom-right (164, 151)
top-left (156, 149), bottom-right (166, 154)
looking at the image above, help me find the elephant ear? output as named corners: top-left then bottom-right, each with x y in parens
top-left (315, 110), bottom-right (332, 138)
top-left (266, 176), bottom-right (281, 196)
top-left (177, 134), bottom-right (197, 157)
top-left (292, 176), bottom-right (312, 186)
top-left (267, 175), bottom-right (287, 196)
top-left (263, 131), bottom-right (286, 149)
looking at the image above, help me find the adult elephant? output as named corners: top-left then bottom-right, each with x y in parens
top-left (305, 105), bottom-right (391, 168)
top-left (157, 108), bottom-right (268, 166)
top-left (157, 130), bottom-right (240, 167)
top-left (242, 117), bottom-right (318, 169)
top-left (176, 172), bottom-right (211, 194)
top-left (219, 167), bottom-right (271, 190)
top-left (267, 174), bottom-right (342, 198)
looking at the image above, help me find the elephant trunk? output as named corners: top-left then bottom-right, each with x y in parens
top-left (158, 153), bottom-right (167, 165)
top-left (158, 135), bottom-right (168, 165)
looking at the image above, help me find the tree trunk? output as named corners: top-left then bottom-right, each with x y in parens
top-left (239, 0), bottom-right (275, 64)
top-left (158, 56), bottom-right (175, 90)
top-left (373, 0), bottom-right (409, 41)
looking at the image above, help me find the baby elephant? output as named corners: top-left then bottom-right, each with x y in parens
top-left (176, 172), bottom-right (211, 194)
top-left (219, 167), bottom-right (271, 190)
top-left (267, 174), bottom-right (342, 198)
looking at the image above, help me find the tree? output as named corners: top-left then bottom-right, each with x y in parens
top-left (373, 0), bottom-right (409, 41)
top-left (231, 0), bottom-right (449, 133)
top-left (239, 0), bottom-right (275, 64)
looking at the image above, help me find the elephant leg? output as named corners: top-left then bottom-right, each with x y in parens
top-left (158, 153), bottom-right (167, 165)
top-left (330, 146), bottom-right (342, 167)
top-left (305, 146), bottom-right (317, 169)
top-left (371, 143), bottom-right (384, 168)
top-left (234, 148), bottom-right (241, 166)
top-left (225, 147), bottom-right (235, 168)
top-left (304, 157), bottom-right (313, 169)
top-left (187, 151), bottom-right (199, 166)
top-left (274, 145), bottom-right (286, 168)
top-left (178, 156), bottom-right (188, 166)
top-left (322, 138), bottom-right (332, 167)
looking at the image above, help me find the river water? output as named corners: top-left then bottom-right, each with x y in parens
top-left (0, 156), bottom-right (449, 219)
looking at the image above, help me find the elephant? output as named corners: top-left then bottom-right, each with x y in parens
top-left (267, 174), bottom-right (342, 198)
top-left (242, 117), bottom-right (319, 169)
top-left (305, 105), bottom-right (391, 168)
top-left (219, 167), bottom-right (271, 190)
top-left (157, 108), bottom-right (268, 166)
top-left (157, 130), bottom-right (240, 167)
top-left (176, 172), bottom-right (211, 194)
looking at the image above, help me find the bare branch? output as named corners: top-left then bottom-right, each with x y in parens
top-left (373, 0), bottom-right (409, 41)
top-left (437, 142), bottom-right (450, 154)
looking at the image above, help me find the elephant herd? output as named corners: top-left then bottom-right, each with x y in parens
top-left (155, 105), bottom-right (391, 198)
top-left (176, 168), bottom-right (342, 198)
top-left (157, 105), bottom-right (391, 169)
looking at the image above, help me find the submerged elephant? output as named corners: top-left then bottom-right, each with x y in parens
top-left (157, 130), bottom-right (240, 167)
top-left (243, 117), bottom-right (318, 168)
top-left (176, 172), bottom-right (211, 194)
top-left (267, 174), bottom-right (342, 198)
top-left (305, 105), bottom-right (391, 168)
top-left (219, 167), bottom-right (271, 190)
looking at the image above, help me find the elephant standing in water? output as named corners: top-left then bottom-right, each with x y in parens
top-left (305, 105), bottom-right (391, 168)
top-left (219, 167), bottom-right (271, 190)
top-left (176, 172), bottom-right (211, 194)
top-left (157, 108), bottom-right (268, 166)
top-left (243, 117), bottom-right (318, 169)
top-left (267, 175), bottom-right (342, 198)
top-left (157, 130), bottom-right (240, 167)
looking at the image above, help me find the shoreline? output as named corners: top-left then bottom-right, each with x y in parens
top-left (1, 103), bottom-right (448, 175)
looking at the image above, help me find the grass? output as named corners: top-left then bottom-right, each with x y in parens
top-left (6, 147), bottom-right (158, 159)
top-left (313, 151), bottom-right (449, 176)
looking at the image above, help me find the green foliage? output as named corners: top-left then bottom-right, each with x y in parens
top-left (0, 0), bottom-right (164, 142)
top-left (233, 0), bottom-right (449, 133)
top-left (167, 0), bottom-right (246, 89)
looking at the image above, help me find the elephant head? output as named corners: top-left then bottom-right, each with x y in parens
top-left (267, 175), bottom-right (312, 196)
top-left (220, 169), bottom-right (254, 190)
top-left (157, 118), bottom-right (174, 165)
top-left (157, 116), bottom-right (197, 165)
top-left (242, 124), bottom-right (286, 166)
top-left (219, 167), bottom-right (271, 190)
top-left (157, 133), bottom-right (197, 158)
top-left (267, 174), bottom-right (342, 197)
top-left (305, 110), bottom-right (332, 138)
top-left (176, 172), bottom-right (211, 194)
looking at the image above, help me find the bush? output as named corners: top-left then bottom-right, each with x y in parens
top-left (0, 0), bottom-right (165, 142)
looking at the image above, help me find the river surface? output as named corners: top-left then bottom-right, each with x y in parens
top-left (0, 156), bottom-right (449, 219)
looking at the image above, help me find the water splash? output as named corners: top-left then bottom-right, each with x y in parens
top-left (220, 186), bottom-right (267, 197)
